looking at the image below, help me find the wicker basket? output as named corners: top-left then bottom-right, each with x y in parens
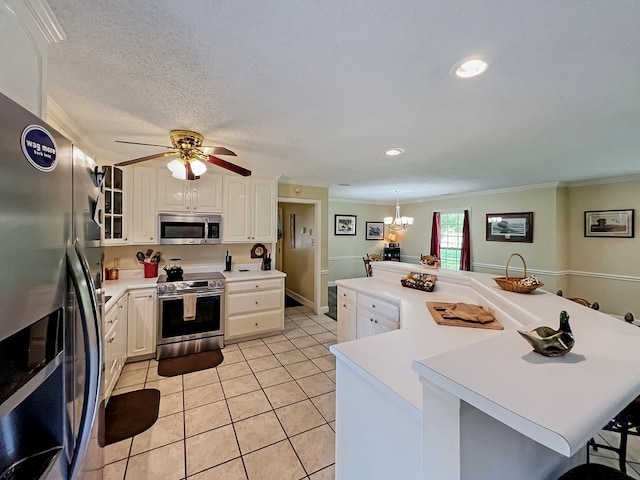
top-left (493, 253), bottom-right (543, 294)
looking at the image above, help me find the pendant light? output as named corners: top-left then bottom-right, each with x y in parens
top-left (384, 192), bottom-right (413, 232)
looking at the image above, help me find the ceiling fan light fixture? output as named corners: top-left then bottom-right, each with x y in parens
top-left (190, 159), bottom-right (207, 176)
top-left (167, 159), bottom-right (186, 179)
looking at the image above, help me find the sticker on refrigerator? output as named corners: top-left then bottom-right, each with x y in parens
top-left (21, 125), bottom-right (58, 171)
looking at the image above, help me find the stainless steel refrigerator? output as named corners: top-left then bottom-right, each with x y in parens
top-left (0, 92), bottom-right (104, 479)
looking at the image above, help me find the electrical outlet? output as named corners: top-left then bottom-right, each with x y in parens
top-left (114, 258), bottom-right (120, 268)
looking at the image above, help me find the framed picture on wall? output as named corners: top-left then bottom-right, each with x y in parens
top-left (366, 221), bottom-right (384, 240)
top-left (486, 212), bottom-right (534, 243)
top-left (334, 214), bottom-right (357, 235)
top-left (584, 209), bottom-right (634, 238)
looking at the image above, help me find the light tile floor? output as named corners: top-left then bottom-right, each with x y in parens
top-left (105, 306), bottom-right (337, 480)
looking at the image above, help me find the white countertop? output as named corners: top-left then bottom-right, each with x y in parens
top-left (331, 262), bottom-right (640, 456)
top-left (103, 268), bottom-right (285, 311)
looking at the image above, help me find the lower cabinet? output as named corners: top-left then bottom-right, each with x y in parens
top-left (104, 295), bottom-right (128, 401)
top-left (337, 287), bottom-right (400, 342)
top-left (226, 277), bottom-right (284, 340)
top-left (127, 288), bottom-right (157, 358)
top-left (337, 286), bottom-right (357, 343)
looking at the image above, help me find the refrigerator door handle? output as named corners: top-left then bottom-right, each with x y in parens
top-left (66, 239), bottom-right (103, 479)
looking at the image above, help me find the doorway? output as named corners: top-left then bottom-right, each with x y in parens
top-left (277, 198), bottom-right (321, 314)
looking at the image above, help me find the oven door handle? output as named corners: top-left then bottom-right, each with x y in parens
top-left (158, 291), bottom-right (223, 300)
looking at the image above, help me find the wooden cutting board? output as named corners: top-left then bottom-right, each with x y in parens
top-left (426, 302), bottom-right (503, 330)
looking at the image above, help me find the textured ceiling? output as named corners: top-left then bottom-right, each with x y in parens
top-left (46, 0), bottom-right (640, 203)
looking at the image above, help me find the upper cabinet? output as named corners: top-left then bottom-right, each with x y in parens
top-left (157, 170), bottom-right (222, 214)
top-left (223, 177), bottom-right (276, 243)
top-left (0, 0), bottom-right (52, 117)
top-left (102, 165), bottom-right (129, 245)
top-left (131, 167), bottom-right (157, 244)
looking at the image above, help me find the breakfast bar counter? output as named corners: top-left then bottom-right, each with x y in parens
top-left (330, 262), bottom-right (640, 480)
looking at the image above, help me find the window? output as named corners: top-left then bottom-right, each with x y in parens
top-left (440, 211), bottom-right (465, 270)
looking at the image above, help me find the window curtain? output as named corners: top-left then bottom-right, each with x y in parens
top-left (460, 209), bottom-right (471, 271)
top-left (430, 212), bottom-right (440, 259)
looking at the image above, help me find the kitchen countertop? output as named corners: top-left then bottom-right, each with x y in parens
top-left (331, 261), bottom-right (640, 457)
top-left (103, 268), bottom-right (286, 311)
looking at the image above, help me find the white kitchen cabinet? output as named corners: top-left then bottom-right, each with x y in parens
top-left (104, 295), bottom-right (128, 401)
top-left (337, 286), bottom-right (357, 343)
top-left (356, 293), bottom-right (400, 339)
top-left (338, 289), bottom-right (400, 341)
top-left (222, 176), bottom-right (276, 243)
top-left (226, 277), bottom-right (284, 340)
top-left (0, 0), bottom-right (49, 117)
top-left (127, 288), bottom-right (157, 357)
top-left (157, 169), bottom-right (222, 214)
top-left (131, 167), bottom-right (157, 244)
top-left (102, 164), bottom-right (130, 245)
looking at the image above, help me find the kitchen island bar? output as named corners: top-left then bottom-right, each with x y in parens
top-left (330, 262), bottom-right (640, 480)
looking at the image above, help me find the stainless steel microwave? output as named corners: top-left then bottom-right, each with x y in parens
top-left (158, 214), bottom-right (222, 245)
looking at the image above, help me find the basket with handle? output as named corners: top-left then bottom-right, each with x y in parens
top-left (493, 253), bottom-right (543, 293)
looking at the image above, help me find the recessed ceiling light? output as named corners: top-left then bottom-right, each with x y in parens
top-left (452, 58), bottom-right (488, 79)
top-left (385, 148), bottom-right (405, 156)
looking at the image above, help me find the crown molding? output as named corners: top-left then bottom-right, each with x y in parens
top-left (24, 0), bottom-right (65, 43)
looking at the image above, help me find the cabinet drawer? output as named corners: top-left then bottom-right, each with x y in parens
top-left (228, 290), bottom-right (283, 315)
top-left (226, 278), bottom-right (283, 293)
top-left (337, 286), bottom-right (356, 304)
top-left (228, 310), bottom-right (283, 338)
top-left (357, 293), bottom-right (399, 321)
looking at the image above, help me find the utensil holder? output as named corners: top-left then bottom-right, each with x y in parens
top-left (144, 262), bottom-right (158, 278)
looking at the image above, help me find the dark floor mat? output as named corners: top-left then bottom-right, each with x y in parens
top-left (105, 389), bottom-right (160, 445)
top-left (158, 349), bottom-right (224, 377)
top-left (285, 295), bottom-right (303, 307)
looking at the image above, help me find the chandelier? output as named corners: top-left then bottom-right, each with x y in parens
top-left (384, 193), bottom-right (413, 232)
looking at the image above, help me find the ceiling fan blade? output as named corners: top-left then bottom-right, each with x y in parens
top-left (115, 140), bottom-right (175, 149)
top-left (200, 146), bottom-right (237, 156)
top-left (206, 155), bottom-right (251, 177)
top-left (115, 151), bottom-right (176, 166)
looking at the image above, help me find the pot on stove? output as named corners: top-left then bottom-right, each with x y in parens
top-left (163, 258), bottom-right (183, 281)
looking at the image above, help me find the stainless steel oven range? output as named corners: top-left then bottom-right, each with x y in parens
top-left (156, 272), bottom-right (225, 360)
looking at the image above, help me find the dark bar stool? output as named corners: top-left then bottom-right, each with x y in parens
top-left (558, 464), bottom-right (633, 480)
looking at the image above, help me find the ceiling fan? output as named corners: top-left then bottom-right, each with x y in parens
top-left (114, 129), bottom-right (251, 180)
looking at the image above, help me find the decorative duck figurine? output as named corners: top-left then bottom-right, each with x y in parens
top-left (517, 310), bottom-right (575, 357)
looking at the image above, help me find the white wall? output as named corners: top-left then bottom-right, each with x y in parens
top-left (328, 200), bottom-right (394, 283)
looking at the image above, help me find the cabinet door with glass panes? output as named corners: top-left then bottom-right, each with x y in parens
top-left (102, 165), bottom-right (129, 244)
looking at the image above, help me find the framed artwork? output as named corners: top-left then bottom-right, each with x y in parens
top-left (334, 214), bottom-right (357, 236)
top-left (486, 212), bottom-right (534, 243)
top-left (366, 221), bottom-right (384, 240)
top-left (584, 209), bottom-right (634, 238)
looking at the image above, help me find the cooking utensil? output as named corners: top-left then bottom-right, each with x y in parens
top-left (136, 251), bottom-right (145, 262)
top-left (163, 258), bottom-right (184, 281)
top-left (151, 253), bottom-right (161, 264)
top-left (145, 248), bottom-right (154, 259)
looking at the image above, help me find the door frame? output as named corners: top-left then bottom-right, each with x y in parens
top-left (277, 196), bottom-right (322, 314)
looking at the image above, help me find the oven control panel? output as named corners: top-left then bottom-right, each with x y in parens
top-left (158, 279), bottom-right (225, 295)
